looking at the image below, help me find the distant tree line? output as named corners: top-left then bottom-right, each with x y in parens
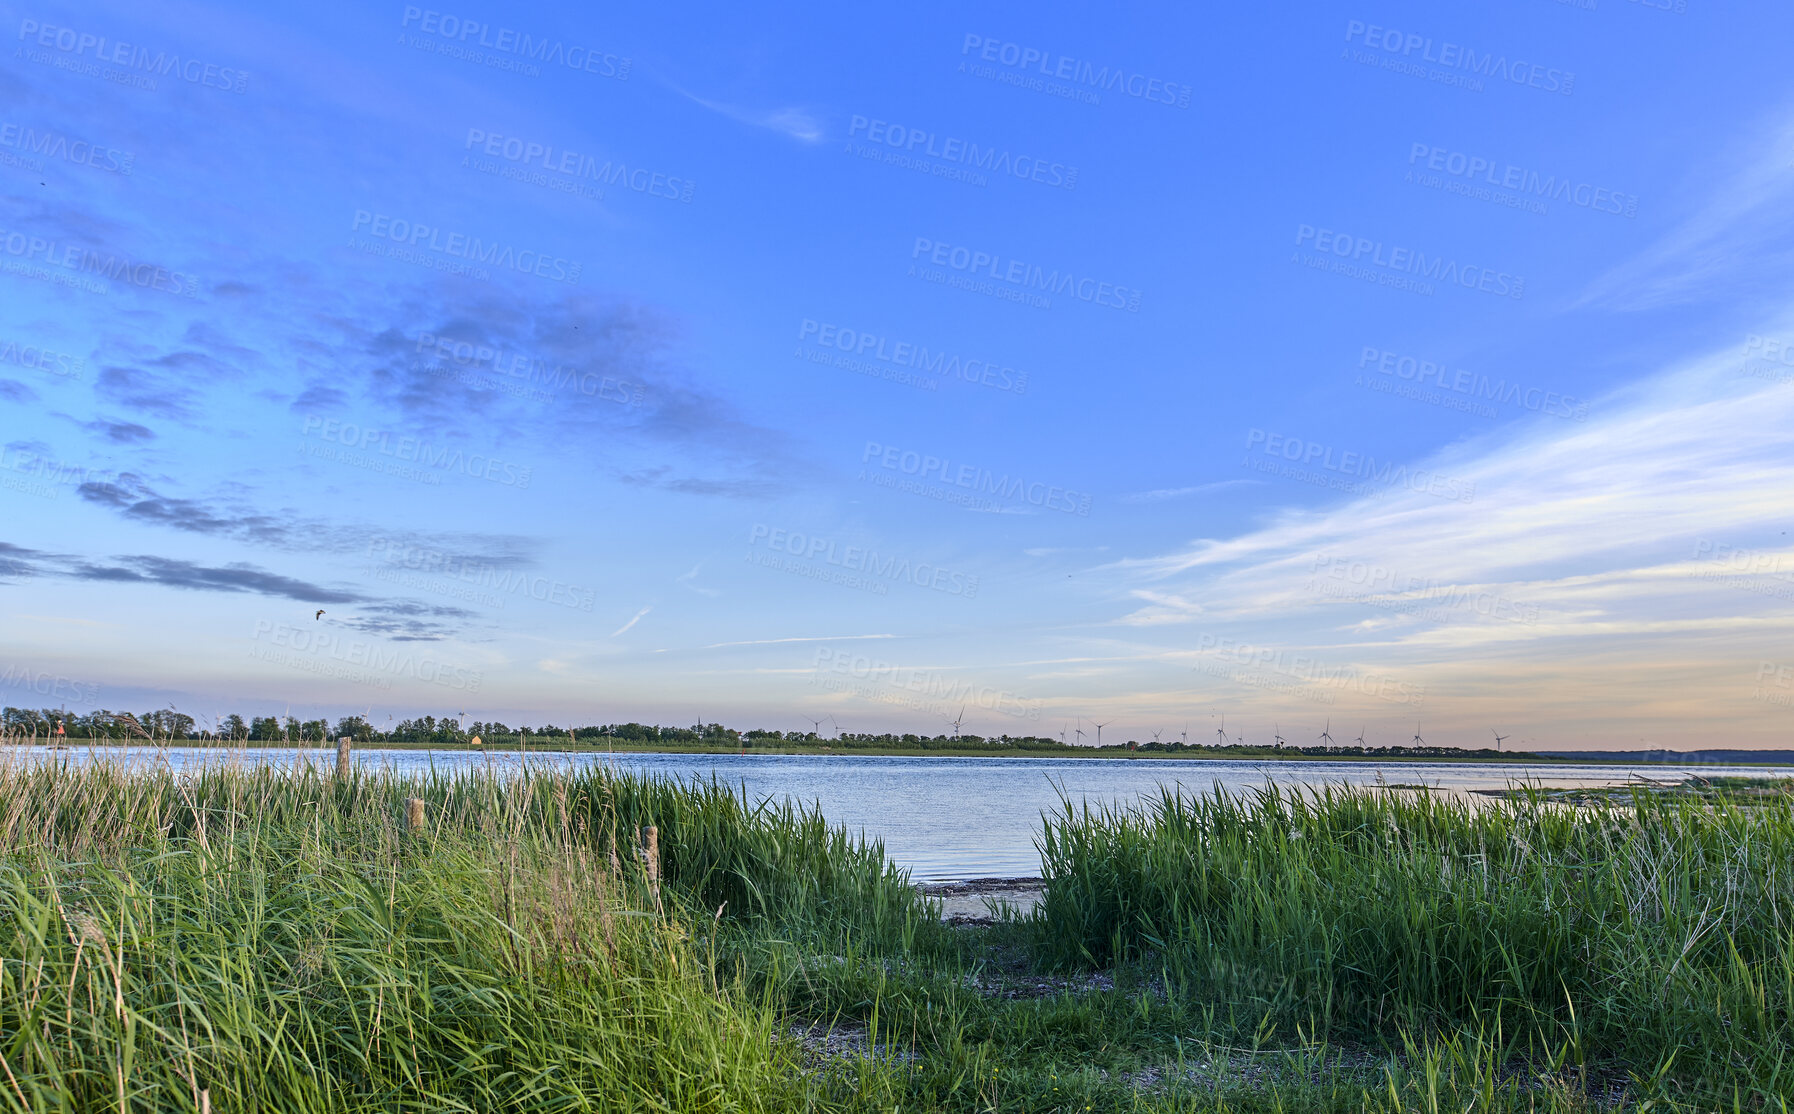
top-left (1, 707), bottom-right (339, 742)
top-left (0, 707), bottom-right (1529, 759)
top-left (1114, 739), bottom-right (1525, 759)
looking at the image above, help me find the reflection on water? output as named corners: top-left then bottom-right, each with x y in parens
top-left (13, 746), bottom-right (1787, 880)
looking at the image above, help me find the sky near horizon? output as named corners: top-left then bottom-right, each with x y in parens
top-left (3, 0), bottom-right (1793, 749)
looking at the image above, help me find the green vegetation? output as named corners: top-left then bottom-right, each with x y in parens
top-left (0, 759), bottom-right (913, 1111)
top-left (0, 759), bottom-right (1786, 1110)
top-left (1034, 782), bottom-right (1794, 1107)
top-left (3, 706), bottom-right (1546, 760)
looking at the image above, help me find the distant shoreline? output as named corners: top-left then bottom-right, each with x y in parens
top-left (10, 739), bottom-right (1794, 765)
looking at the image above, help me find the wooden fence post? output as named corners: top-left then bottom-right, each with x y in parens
top-left (336, 736), bottom-right (351, 782)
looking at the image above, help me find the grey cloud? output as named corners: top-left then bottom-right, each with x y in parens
top-left (291, 384), bottom-right (348, 410)
top-left (320, 288), bottom-right (805, 493)
top-left (619, 467), bottom-right (782, 499)
top-left (175, 322), bottom-right (260, 367)
top-left (70, 556), bottom-right (367, 603)
top-left (2, 192), bottom-right (132, 244)
top-left (72, 473), bottom-right (539, 570)
top-left (72, 557), bottom-right (475, 640)
top-left (62, 210), bottom-right (806, 499)
top-left (82, 419), bottom-right (156, 443)
top-left (333, 600), bottom-right (479, 641)
top-left (0, 541), bottom-right (47, 579)
top-left (0, 540), bottom-right (478, 640)
top-left (77, 474), bottom-right (289, 543)
top-left (86, 322), bottom-right (254, 425)
top-left (150, 350), bottom-right (241, 378)
top-left (96, 365), bottom-right (199, 420)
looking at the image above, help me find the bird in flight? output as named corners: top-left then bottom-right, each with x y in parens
top-left (315, 609), bottom-right (325, 620)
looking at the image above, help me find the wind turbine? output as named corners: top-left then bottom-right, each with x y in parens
top-left (1150, 729), bottom-right (1163, 745)
top-left (805, 715), bottom-right (826, 738)
top-left (1318, 718), bottom-right (1335, 746)
top-left (1354, 725), bottom-right (1367, 749)
top-left (946, 704), bottom-right (967, 740)
top-left (1273, 723), bottom-right (1286, 750)
top-left (1092, 720), bottom-right (1111, 747)
top-left (1412, 721), bottom-right (1426, 747)
top-left (1215, 715), bottom-right (1229, 747)
top-left (1180, 724), bottom-right (1189, 746)
top-left (1074, 718), bottom-right (1088, 745)
top-left (1491, 729), bottom-right (1510, 752)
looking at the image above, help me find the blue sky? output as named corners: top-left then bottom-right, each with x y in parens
top-left (4, 0), bottom-right (1793, 749)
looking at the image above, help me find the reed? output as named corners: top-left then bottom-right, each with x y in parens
top-left (1, 756), bottom-right (1781, 1110)
top-left (0, 756), bottom-right (918, 1112)
top-left (0, 754), bottom-right (921, 934)
top-left (1031, 782), bottom-right (1794, 1097)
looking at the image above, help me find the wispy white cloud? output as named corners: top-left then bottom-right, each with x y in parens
top-left (676, 563), bottom-right (720, 597)
top-left (610, 607), bottom-right (651, 637)
top-left (1121, 479), bottom-right (1259, 504)
top-left (701, 634), bottom-right (895, 650)
top-left (1024, 546), bottom-right (1110, 557)
top-left (1573, 105), bottom-right (1794, 313)
top-left (1104, 340), bottom-right (1794, 745)
top-left (662, 80), bottom-right (824, 143)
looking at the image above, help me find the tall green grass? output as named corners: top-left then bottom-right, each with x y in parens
top-left (7, 756), bottom-right (1784, 1110)
top-left (0, 755), bottom-right (922, 936)
top-left (0, 756), bottom-right (924, 1111)
top-left (1032, 783), bottom-right (1794, 1097)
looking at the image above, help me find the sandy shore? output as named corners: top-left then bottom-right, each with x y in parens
top-left (917, 877), bottom-right (1044, 923)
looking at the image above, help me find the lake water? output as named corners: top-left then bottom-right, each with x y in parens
top-left (19, 747), bottom-right (1788, 880)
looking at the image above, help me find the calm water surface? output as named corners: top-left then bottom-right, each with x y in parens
top-left (25, 747), bottom-right (1789, 880)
